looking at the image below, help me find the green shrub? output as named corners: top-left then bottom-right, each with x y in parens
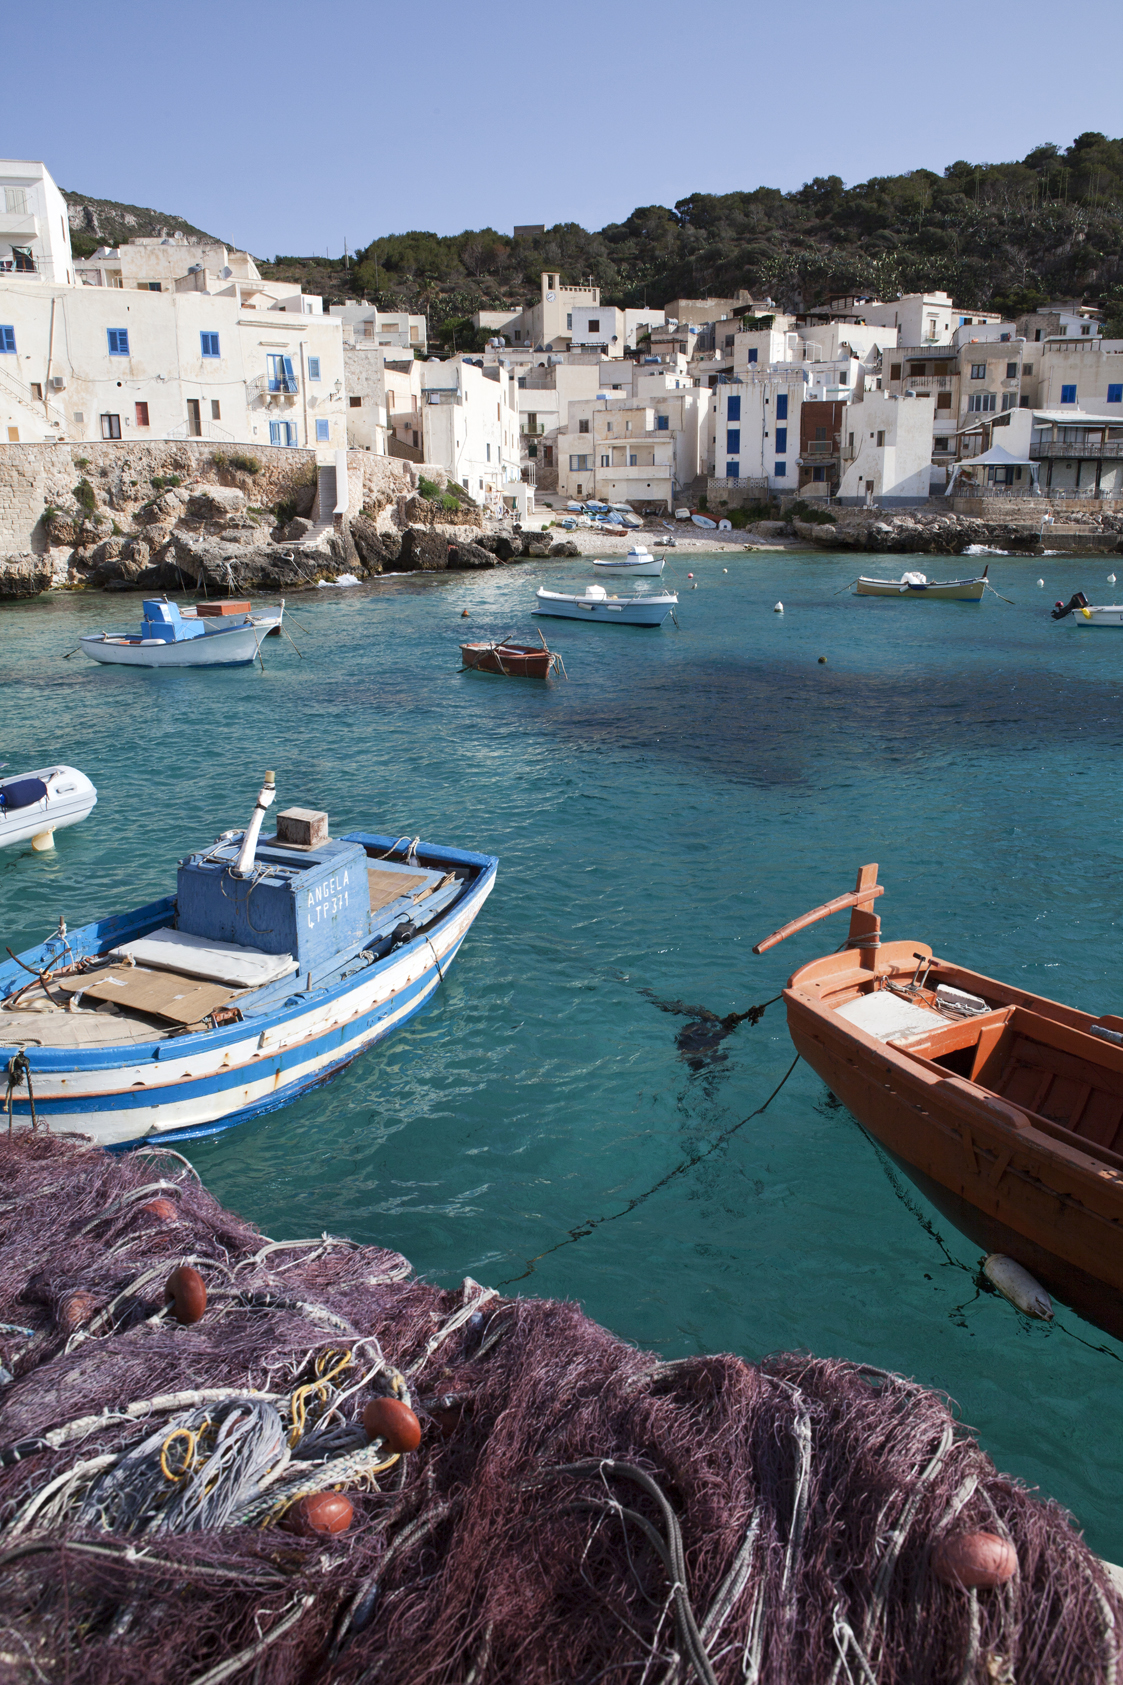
top-left (273, 499), bottom-right (298, 527)
top-left (150, 474), bottom-right (183, 492)
top-left (728, 507), bottom-right (749, 528)
top-left (697, 494), bottom-right (708, 510)
top-left (73, 478), bottom-right (96, 514)
top-left (111, 520), bottom-right (124, 536)
top-left (417, 475), bottom-right (441, 501)
top-left (75, 456), bottom-right (91, 470)
top-left (790, 498), bottom-right (837, 525)
top-left (230, 453), bottom-right (261, 475)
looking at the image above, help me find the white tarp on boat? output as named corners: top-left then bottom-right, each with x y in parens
top-left (110, 927), bottom-right (298, 988)
top-left (835, 990), bottom-right (946, 1042)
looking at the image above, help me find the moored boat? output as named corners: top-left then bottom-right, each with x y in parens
top-left (80, 599), bottom-right (268, 667)
top-left (534, 584), bottom-right (678, 626)
top-left (460, 636), bottom-right (563, 678)
top-left (855, 569), bottom-right (988, 601)
top-left (592, 545), bottom-right (665, 577)
top-left (182, 599), bottom-right (285, 637)
top-left (755, 864), bottom-right (1123, 1341)
top-left (0, 773), bottom-right (497, 1145)
top-left (0, 765), bottom-right (97, 852)
top-left (1052, 592), bottom-right (1123, 627)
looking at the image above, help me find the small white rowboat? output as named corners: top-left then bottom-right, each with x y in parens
top-left (534, 584), bottom-right (678, 626)
top-left (592, 546), bottom-right (665, 578)
top-left (0, 766), bottom-right (97, 852)
top-left (855, 569), bottom-right (987, 602)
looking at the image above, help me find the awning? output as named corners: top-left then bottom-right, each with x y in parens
top-left (945, 443), bottom-right (1040, 497)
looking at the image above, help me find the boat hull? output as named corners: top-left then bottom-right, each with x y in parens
top-left (855, 578), bottom-right (986, 601)
top-left (534, 590), bottom-right (676, 626)
top-left (80, 623), bottom-right (263, 667)
top-left (0, 766), bottom-right (97, 850)
top-left (1071, 605), bottom-right (1123, 627)
top-left (0, 836), bottom-right (496, 1147)
top-left (592, 557), bottom-right (665, 577)
top-left (785, 941), bottom-right (1123, 1341)
top-left (460, 643), bottom-right (554, 677)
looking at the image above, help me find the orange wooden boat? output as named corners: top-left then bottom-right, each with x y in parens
top-left (459, 637), bottom-right (564, 679)
top-left (755, 865), bottom-right (1123, 1340)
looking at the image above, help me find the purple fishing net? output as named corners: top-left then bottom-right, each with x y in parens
top-left (0, 1131), bottom-right (1117, 1684)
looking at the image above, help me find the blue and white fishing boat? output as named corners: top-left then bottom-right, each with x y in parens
top-left (80, 599), bottom-right (268, 668)
top-left (0, 773), bottom-right (496, 1146)
top-left (534, 583), bottom-right (678, 626)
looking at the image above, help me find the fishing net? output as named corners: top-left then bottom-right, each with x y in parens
top-left (0, 1130), bottom-right (1117, 1684)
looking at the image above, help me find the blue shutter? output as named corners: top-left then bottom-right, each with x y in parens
top-left (775, 427), bottom-right (787, 452)
top-left (1108, 385), bottom-right (1122, 404)
top-left (269, 421), bottom-right (281, 446)
top-left (774, 461), bottom-right (786, 477)
top-left (747, 349), bottom-right (757, 364)
top-left (282, 357), bottom-right (296, 388)
top-left (725, 462), bottom-right (740, 478)
top-left (316, 419), bottom-right (329, 441)
top-left (200, 332), bottom-right (219, 357)
top-left (775, 394), bottom-right (788, 420)
top-left (0, 325), bottom-right (14, 352)
top-left (308, 357), bottom-right (320, 381)
top-left (727, 396), bottom-right (740, 420)
top-left (726, 429), bottom-right (740, 453)
top-left (1061, 384), bottom-right (1076, 404)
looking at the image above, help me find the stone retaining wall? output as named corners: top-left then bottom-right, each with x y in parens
top-left (0, 441), bottom-right (423, 557)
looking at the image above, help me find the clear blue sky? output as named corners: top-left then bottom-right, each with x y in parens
top-left (11, 0), bottom-right (1122, 259)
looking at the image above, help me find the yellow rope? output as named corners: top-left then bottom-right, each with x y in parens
top-left (287, 1348), bottom-right (354, 1447)
top-left (160, 1426), bottom-right (198, 1483)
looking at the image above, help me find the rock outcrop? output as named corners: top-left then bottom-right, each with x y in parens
top-left (0, 554), bottom-right (53, 599)
top-left (793, 509), bottom-right (1123, 555)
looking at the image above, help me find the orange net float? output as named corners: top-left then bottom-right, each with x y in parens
top-left (285, 1493), bottom-right (354, 1537)
top-left (165, 1265), bottom-right (207, 1326)
top-left (932, 1532), bottom-right (1019, 1589)
top-left (363, 1396), bottom-right (421, 1453)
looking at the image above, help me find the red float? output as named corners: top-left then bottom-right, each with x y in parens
top-left (363, 1395), bottom-right (422, 1453)
top-left (285, 1493), bottom-right (353, 1537)
top-left (165, 1264), bottom-right (207, 1325)
top-left (932, 1532), bottom-right (1018, 1589)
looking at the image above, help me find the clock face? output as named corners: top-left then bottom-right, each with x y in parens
top-left (545, 291), bottom-right (555, 302)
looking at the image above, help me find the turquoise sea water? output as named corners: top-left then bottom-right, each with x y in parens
top-left (3, 550), bottom-right (1123, 1557)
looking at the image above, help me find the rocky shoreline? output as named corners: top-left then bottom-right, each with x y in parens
top-left (0, 466), bottom-right (583, 600)
top-left (792, 507), bottom-right (1123, 556)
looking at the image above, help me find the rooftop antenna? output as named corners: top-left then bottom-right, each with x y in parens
top-left (344, 238), bottom-right (349, 270)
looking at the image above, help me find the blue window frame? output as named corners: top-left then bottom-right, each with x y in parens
top-left (656, 414), bottom-right (669, 430)
top-left (107, 328), bottom-right (130, 356)
top-left (1061, 384), bottom-right (1077, 404)
top-left (315, 419), bottom-right (330, 442)
top-left (775, 394), bottom-right (788, 420)
top-left (269, 420), bottom-right (297, 446)
top-left (307, 356), bottom-right (321, 381)
top-left (775, 427), bottom-right (787, 452)
top-left (0, 325), bottom-right (15, 353)
top-left (725, 462), bottom-right (740, 478)
top-left (1108, 384), bottom-right (1122, 404)
top-left (774, 461), bottom-right (786, 477)
top-left (747, 348), bottom-right (758, 364)
top-left (812, 466), bottom-right (826, 482)
top-left (726, 428), bottom-right (740, 453)
top-left (200, 331), bottom-right (220, 358)
top-left (727, 395), bottom-right (741, 420)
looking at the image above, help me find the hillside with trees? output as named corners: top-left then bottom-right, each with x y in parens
top-left (257, 135), bottom-right (1123, 346)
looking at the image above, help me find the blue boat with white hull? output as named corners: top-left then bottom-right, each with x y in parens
top-left (0, 774), bottom-right (496, 1146)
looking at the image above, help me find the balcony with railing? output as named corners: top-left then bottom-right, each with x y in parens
top-left (1031, 439), bottom-right (1123, 459)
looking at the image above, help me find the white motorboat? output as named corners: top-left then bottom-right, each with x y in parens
top-left (592, 546), bottom-right (665, 578)
top-left (0, 765), bottom-right (97, 852)
top-left (1052, 592), bottom-right (1123, 627)
top-left (80, 598), bottom-right (267, 668)
top-left (534, 584), bottom-right (678, 626)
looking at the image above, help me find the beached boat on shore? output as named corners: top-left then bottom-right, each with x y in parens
top-left (0, 773), bottom-right (496, 1145)
top-left (0, 765), bottom-right (97, 852)
top-left (755, 864), bottom-right (1123, 1341)
top-left (534, 584), bottom-right (678, 626)
top-left (855, 570), bottom-right (987, 601)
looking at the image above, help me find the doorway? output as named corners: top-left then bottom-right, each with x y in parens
top-left (186, 399), bottom-right (201, 437)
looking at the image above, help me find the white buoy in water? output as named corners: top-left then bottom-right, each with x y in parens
top-left (1036, 578), bottom-right (1044, 587)
top-left (723, 567), bottom-right (728, 573)
top-left (983, 1254), bottom-right (1053, 1320)
top-left (1109, 573), bottom-right (1117, 585)
top-left (774, 601), bottom-right (784, 613)
top-left (31, 830), bottom-right (55, 852)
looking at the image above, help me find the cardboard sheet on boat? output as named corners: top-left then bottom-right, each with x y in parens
top-left (109, 927), bottom-right (297, 987)
top-left (56, 967), bottom-right (240, 1025)
top-left (366, 866), bottom-right (438, 914)
top-left (835, 991), bottom-right (946, 1042)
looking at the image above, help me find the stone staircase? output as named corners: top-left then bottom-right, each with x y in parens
top-left (298, 463), bottom-right (338, 549)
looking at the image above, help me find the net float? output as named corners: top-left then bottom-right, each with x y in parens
top-left (461, 608), bottom-right (469, 618)
top-left (141, 1198), bottom-right (178, 1222)
top-left (165, 1264), bottom-right (207, 1325)
top-left (982, 1254), bottom-right (1053, 1321)
top-left (55, 1289), bottom-right (98, 1331)
top-left (932, 1531), bottom-right (1018, 1589)
top-left (285, 1492), bottom-right (354, 1537)
top-left (363, 1395), bottom-right (422, 1453)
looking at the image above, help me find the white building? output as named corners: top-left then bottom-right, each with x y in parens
top-left (0, 272), bottom-right (346, 449)
top-left (0, 160), bottom-right (74, 285)
top-left (420, 357), bottom-right (530, 515)
top-left (712, 372), bottom-right (805, 490)
top-left (342, 343), bottom-right (423, 454)
top-left (567, 302), bottom-right (666, 355)
top-left (836, 391), bottom-right (935, 504)
top-left (555, 388), bottom-right (711, 509)
top-left (329, 303), bottom-right (426, 352)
